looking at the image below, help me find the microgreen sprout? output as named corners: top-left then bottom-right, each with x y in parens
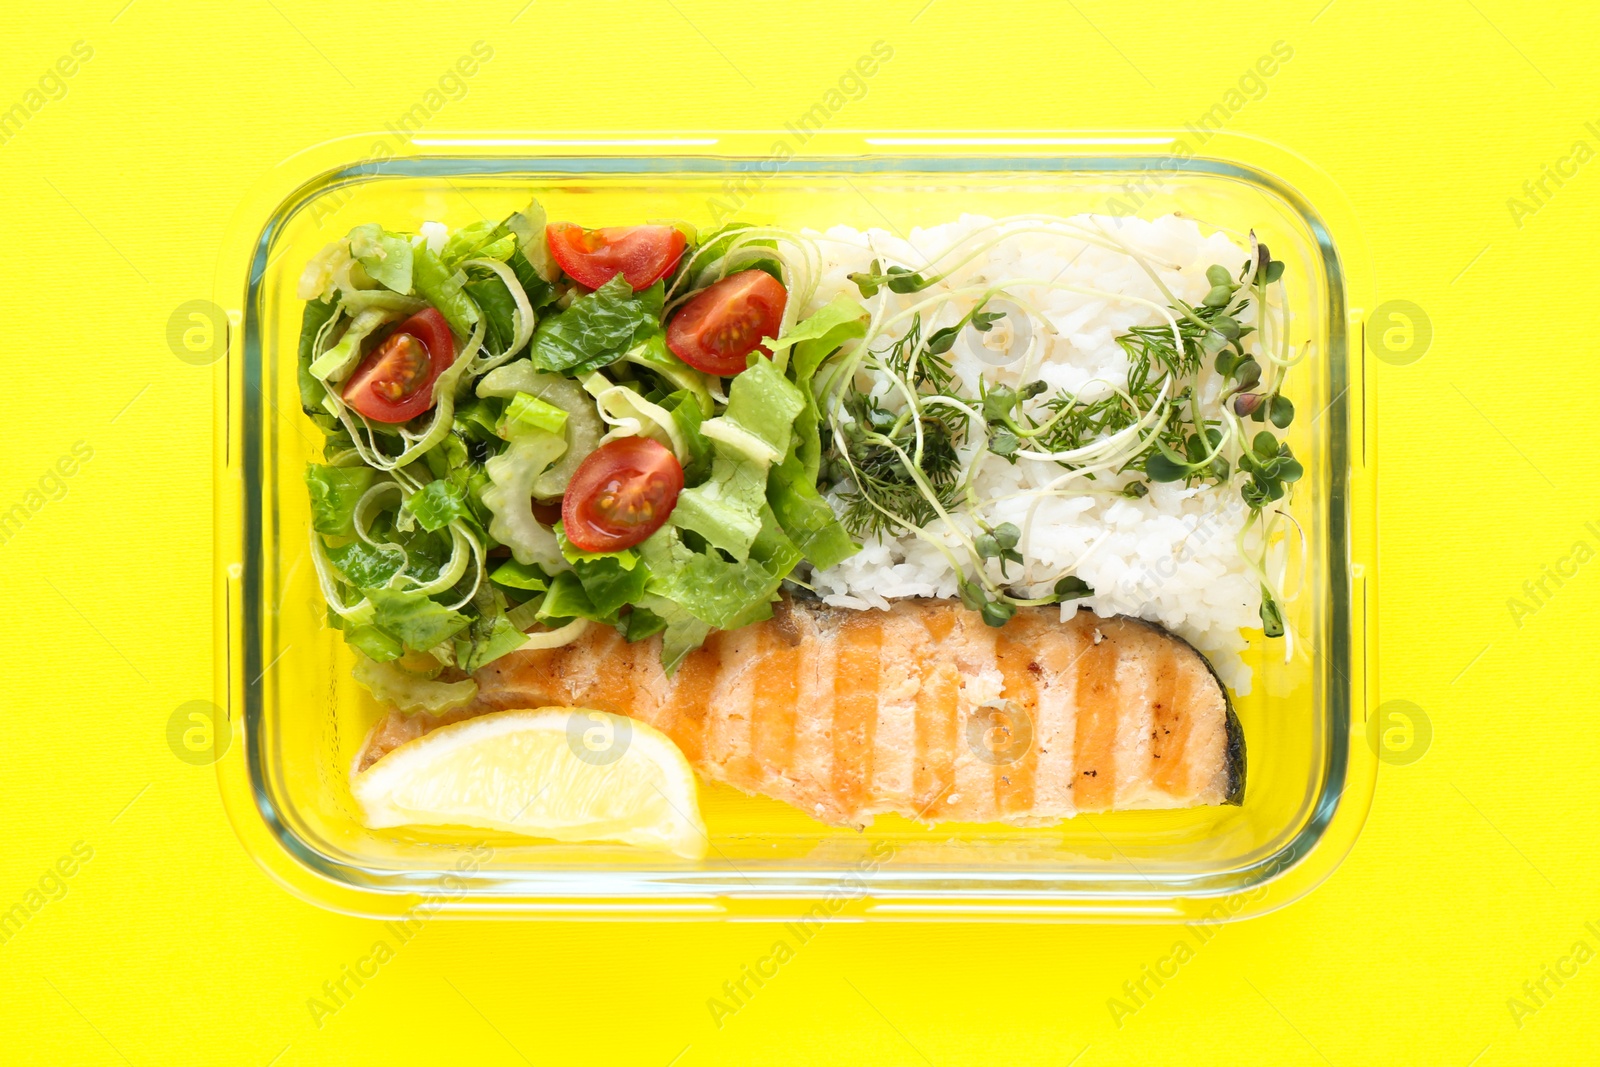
top-left (815, 216), bottom-right (1300, 637)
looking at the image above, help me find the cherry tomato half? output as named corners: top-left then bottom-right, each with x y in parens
top-left (561, 437), bottom-right (684, 553)
top-left (666, 269), bottom-right (788, 376)
top-left (545, 223), bottom-right (687, 291)
top-left (341, 307), bottom-right (456, 424)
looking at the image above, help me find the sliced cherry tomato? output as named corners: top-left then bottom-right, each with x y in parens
top-left (561, 437), bottom-right (684, 553)
top-left (665, 269), bottom-right (788, 376)
top-left (341, 307), bottom-right (455, 424)
top-left (545, 223), bottom-right (687, 291)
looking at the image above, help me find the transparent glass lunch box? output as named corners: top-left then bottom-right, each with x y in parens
top-left (213, 132), bottom-right (1377, 920)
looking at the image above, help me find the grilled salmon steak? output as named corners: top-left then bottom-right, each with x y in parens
top-left (357, 599), bottom-right (1244, 827)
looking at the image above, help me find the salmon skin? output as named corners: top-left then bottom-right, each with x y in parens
top-left (357, 599), bottom-right (1244, 828)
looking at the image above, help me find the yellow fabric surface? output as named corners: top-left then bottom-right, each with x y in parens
top-left (1, 2), bottom-right (1595, 1063)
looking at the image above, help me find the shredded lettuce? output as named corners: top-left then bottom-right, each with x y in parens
top-left (302, 212), bottom-right (870, 678)
top-left (620, 333), bottom-right (714, 416)
top-left (309, 306), bottom-right (400, 383)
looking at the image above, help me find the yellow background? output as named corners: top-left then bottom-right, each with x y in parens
top-left (2, 2), bottom-right (1595, 1063)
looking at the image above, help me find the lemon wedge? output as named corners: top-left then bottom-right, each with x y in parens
top-left (351, 707), bottom-right (707, 859)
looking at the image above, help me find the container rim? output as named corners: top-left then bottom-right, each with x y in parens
top-left (212, 131), bottom-right (1379, 921)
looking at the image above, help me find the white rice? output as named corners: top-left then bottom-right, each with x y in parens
top-left (802, 214), bottom-right (1268, 694)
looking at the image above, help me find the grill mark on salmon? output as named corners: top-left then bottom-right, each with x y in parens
top-left (992, 615), bottom-right (1040, 818)
top-left (1149, 643), bottom-right (1186, 798)
top-left (658, 632), bottom-right (722, 765)
top-left (1028, 616), bottom-right (1081, 818)
top-left (750, 624), bottom-right (801, 783)
top-left (704, 625), bottom-right (761, 786)
top-left (871, 610), bottom-right (923, 813)
top-left (372, 599), bottom-right (1243, 828)
top-left (1070, 623), bottom-right (1120, 811)
top-left (830, 613), bottom-right (883, 818)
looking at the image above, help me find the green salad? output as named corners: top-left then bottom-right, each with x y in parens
top-left (298, 200), bottom-right (863, 677)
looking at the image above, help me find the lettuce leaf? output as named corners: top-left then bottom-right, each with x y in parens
top-left (633, 593), bottom-right (712, 675)
top-left (508, 248), bottom-right (559, 311)
top-left (786, 296), bottom-right (868, 480)
top-left (573, 554), bottom-right (650, 618)
top-left (767, 449), bottom-right (858, 571)
top-left (670, 359), bottom-right (807, 560)
top-left (759, 297), bottom-right (865, 567)
top-left (348, 224), bottom-right (414, 294)
top-left (488, 558), bottom-right (549, 591)
top-left (528, 275), bottom-right (663, 375)
top-left (326, 540), bottom-right (405, 589)
top-left (441, 219), bottom-right (514, 268)
top-left (365, 588), bottom-right (471, 651)
top-left (297, 297), bottom-right (339, 415)
top-left (661, 389), bottom-right (712, 485)
top-left (669, 455), bottom-right (768, 560)
top-left (536, 571), bottom-right (608, 624)
top-left (305, 465), bottom-right (374, 537)
top-left (624, 606), bottom-right (668, 642)
top-left (453, 609), bottom-right (527, 672)
top-left (404, 479), bottom-right (468, 533)
top-left (412, 242), bottom-right (480, 336)
top-left (697, 358), bottom-right (805, 466)
top-left (637, 526), bottom-right (782, 632)
top-left (551, 524), bottom-right (647, 617)
top-left (346, 624), bottom-right (403, 662)
top-left (353, 655), bottom-right (477, 710)
top-left (463, 269), bottom-right (521, 356)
